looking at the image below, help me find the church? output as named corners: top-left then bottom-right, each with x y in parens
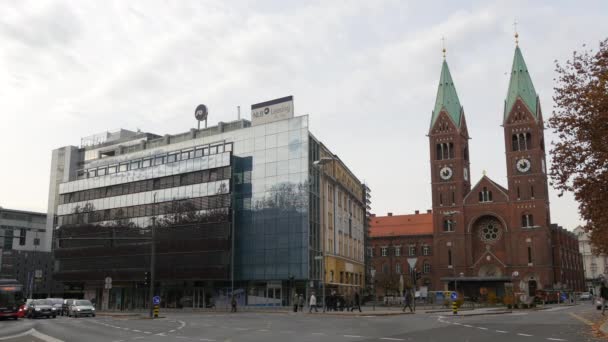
top-left (369, 37), bottom-right (585, 302)
top-left (428, 35), bottom-right (589, 299)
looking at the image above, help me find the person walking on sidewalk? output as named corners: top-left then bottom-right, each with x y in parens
top-left (351, 292), bottom-right (362, 312)
top-left (601, 283), bottom-right (608, 315)
top-left (231, 295), bottom-right (237, 313)
top-left (402, 289), bottom-right (414, 313)
top-left (293, 292), bottom-right (299, 312)
top-left (299, 294), bottom-right (305, 312)
top-left (309, 292), bottom-right (318, 313)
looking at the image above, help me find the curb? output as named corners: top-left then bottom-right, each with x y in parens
top-left (449, 310), bottom-right (512, 317)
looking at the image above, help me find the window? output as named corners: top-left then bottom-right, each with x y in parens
top-left (367, 247), bottom-right (373, 257)
top-left (530, 185), bottom-right (535, 199)
top-left (522, 214), bottom-right (534, 228)
top-left (194, 148), bottom-right (204, 158)
top-left (210, 146), bottom-right (218, 154)
top-left (381, 247), bottom-right (388, 257)
top-left (517, 186), bottom-right (521, 199)
top-left (448, 250), bottom-right (452, 266)
top-left (87, 169), bottom-right (96, 178)
top-left (34, 238), bottom-right (40, 246)
top-left (167, 153), bottom-right (178, 163)
top-left (154, 156), bottom-right (165, 166)
top-left (382, 264), bottom-right (389, 274)
top-left (443, 219), bottom-right (455, 232)
top-left (528, 246), bottom-right (533, 264)
top-left (423, 245), bottom-right (430, 256)
top-left (464, 145), bottom-right (469, 161)
top-left (408, 246), bottom-right (416, 256)
top-left (130, 161), bottom-right (140, 170)
top-left (3, 230), bottom-right (13, 249)
top-left (108, 165), bottom-right (117, 174)
top-left (394, 247), bottom-right (401, 257)
top-left (181, 150), bottom-right (192, 160)
top-left (142, 159), bottom-right (152, 168)
top-left (435, 143), bottom-right (454, 160)
top-left (119, 163), bottom-right (128, 172)
top-left (479, 187), bottom-right (492, 202)
top-left (19, 228), bottom-right (26, 246)
top-left (203, 147), bottom-right (209, 156)
top-left (439, 193), bottom-right (443, 206)
top-left (423, 262), bottom-right (431, 274)
top-left (225, 143), bottom-right (232, 152)
top-left (340, 272), bottom-right (344, 283)
top-left (451, 191), bottom-right (455, 205)
top-left (396, 263), bottom-right (402, 274)
top-left (512, 133), bottom-right (532, 151)
top-left (330, 270), bottom-right (334, 282)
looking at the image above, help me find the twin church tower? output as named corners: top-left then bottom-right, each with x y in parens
top-left (427, 38), bottom-right (553, 295)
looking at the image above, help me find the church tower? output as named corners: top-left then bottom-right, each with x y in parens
top-left (502, 40), bottom-right (551, 230)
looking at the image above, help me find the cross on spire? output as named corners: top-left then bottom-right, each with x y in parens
top-left (441, 37), bottom-right (447, 59)
top-left (513, 19), bottom-right (519, 45)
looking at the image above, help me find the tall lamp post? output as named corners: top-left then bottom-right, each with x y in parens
top-left (149, 193), bottom-right (157, 318)
top-left (313, 157), bottom-right (337, 312)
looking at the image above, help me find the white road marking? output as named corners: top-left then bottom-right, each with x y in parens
top-left (517, 333), bottom-right (533, 337)
top-left (547, 339), bottom-right (567, 341)
top-left (463, 324), bottom-right (473, 328)
top-left (169, 330), bottom-right (176, 333)
top-left (132, 330), bottom-right (141, 333)
top-left (132, 338), bottom-right (144, 340)
top-left (199, 339), bottom-right (216, 341)
top-left (143, 332), bottom-right (151, 334)
top-left (312, 332), bottom-right (326, 335)
top-left (344, 335), bottom-right (363, 338)
top-left (380, 338), bottom-right (404, 341)
top-left (477, 327), bottom-right (488, 330)
top-left (156, 333), bottom-right (167, 336)
top-left (452, 322), bottom-right (462, 325)
top-left (496, 330), bottom-right (508, 333)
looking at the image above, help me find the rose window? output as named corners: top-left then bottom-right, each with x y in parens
top-left (477, 218), bottom-right (502, 243)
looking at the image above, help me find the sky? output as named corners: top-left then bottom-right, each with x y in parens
top-left (1, 0), bottom-right (606, 230)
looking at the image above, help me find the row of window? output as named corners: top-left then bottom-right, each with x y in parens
top-left (435, 143), bottom-right (469, 161)
top-left (80, 142), bottom-right (233, 179)
top-left (1, 227), bottom-right (40, 249)
top-left (441, 214), bottom-right (535, 233)
top-left (61, 166), bottom-right (231, 204)
top-left (512, 133), bottom-right (532, 151)
top-left (58, 194), bottom-right (231, 226)
top-left (328, 270), bottom-right (363, 286)
top-left (370, 245), bottom-right (431, 257)
top-left (377, 262), bottom-right (431, 274)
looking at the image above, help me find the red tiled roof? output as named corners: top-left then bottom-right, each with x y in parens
top-left (369, 213), bottom-right (434, 237)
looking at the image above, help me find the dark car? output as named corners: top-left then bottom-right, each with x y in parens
top-left (68, 299), bottom-right (95, 318)
top-left (27, 299), bottom-right (57, 319)
top-left (46, 298), bottom-right (64, 312)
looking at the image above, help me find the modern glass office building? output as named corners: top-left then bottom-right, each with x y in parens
top-left (48, 98), bottom-right (365, 309)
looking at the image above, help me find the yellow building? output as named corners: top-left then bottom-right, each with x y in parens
top-left (316, 143), bottom-right (367, 299)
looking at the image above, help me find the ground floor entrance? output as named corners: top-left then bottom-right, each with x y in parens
top-left (442, 276), bottom-right (511, 302)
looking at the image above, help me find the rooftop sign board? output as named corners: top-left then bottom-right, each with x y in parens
top-left (251, 96), bottom-right (294, 126)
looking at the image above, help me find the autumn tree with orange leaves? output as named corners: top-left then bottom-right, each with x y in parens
top-left (549, 38), bottom-right (608, 254)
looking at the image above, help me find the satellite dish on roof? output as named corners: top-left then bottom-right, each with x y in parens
top-left (195, 104), bottom-right (208, 129)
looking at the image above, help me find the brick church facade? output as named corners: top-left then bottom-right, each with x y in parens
top-left (369, 42), bottom-right (584, 300)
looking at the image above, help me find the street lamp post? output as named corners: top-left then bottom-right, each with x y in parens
top-left (149, 193), bottom-right (157, 318)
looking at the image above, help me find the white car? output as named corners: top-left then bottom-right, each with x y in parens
top-left (579, 292), bottom-right (592, 300)
top-left (68, 299), bottom-right (96, 318)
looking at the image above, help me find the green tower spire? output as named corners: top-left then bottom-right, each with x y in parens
top-left (431, 59), bottom-right (463, 129)
top-left (504, 45), bottom-right (538, 121)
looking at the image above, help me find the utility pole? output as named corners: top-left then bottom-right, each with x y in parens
top-left (149, 193), bottom-right (157, 318)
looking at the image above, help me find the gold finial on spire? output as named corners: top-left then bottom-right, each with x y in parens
top-left (441, 36), bottom-right (447, 59)
top-left (513, 19), bottom-right (519, 46)
top-left (483, 169), bottom-right (487, 176)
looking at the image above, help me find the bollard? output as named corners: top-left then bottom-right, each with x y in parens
top-left (452, 301), bottom-right (458, 315)
top-left (153, 305), bottom-right (159, 318)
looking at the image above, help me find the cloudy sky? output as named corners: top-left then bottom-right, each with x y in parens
top-left (1, 0), bottom-right (606, 229)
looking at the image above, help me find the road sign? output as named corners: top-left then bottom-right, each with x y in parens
top-left (105, 277), bottom-right (112, 284)
top-left (104, 283), bottom-right (112, 290)
top-left (34, 270), bottom-right (43, 278)
top-left (153, 296), bottom-right (161, 305)
top-left (450, 292), bottom-right (457, 300)
top-left (407, 258), bottom-right (417, 269)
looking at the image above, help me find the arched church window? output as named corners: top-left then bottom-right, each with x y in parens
top-left (479, 187), bottom-right (493, 202)
top-left (512, 134), bottom-right (519, 151)
top-left (464, 145), bottom-right (469, 161)
top-left (518, 133), bottom-right (527, 151)
top-left (530, 185), bottom-right (535, 199)
top-left (443, 219), bottom-right (455, 232)
top-left (448, 250), bottom-right (452, 266)
top-left (525, 133), bottom-right (532, 149)
top-left (517, 186), bottom-right (521, 200)
top-left (521, 214), bottom-right (534, 228)
top-left (449, 142), bottom-right (455, 159)
top-left (436, 144), bottom-right (442, 160)
top-left (442, 143), bottom-right (450, 160)
top-left (439, 193), bottom-right (443, 206)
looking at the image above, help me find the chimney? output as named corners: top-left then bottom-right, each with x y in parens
top-left (387, 212), bottom-right (393, 217)
top-left (237, 106), bottom-right (241, 120)
top-left (415, 210), bottom-right (420, 215)
top-left (427, 209), bottom-right (432, 214)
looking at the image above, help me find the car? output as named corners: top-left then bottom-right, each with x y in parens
top-left (61, 299), bottom-right (77, 316)
top-left (68, 299), bottom-right (95, 318)
top-left (16, 304), bottom-right (26, 318)
top-left (26, 299), bottom-right (57, 319)
top-left (579, 292), bottom-right (592, 301)
top-left (46, 298), bottom-right (64, 312)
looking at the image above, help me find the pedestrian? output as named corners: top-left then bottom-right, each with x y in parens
top-left (601, 283), bottom-right (608, 315)
top-left (231, 295), bottom-right (237, 313)
top-left (299, 294), bottom-right (305, 312)
top-left (351, 292), bottom-right (362, 312)
top-left (293, 292), bottom-right (299, 312)
top-left (309, 292), bottom-right (318, 313)
top-left (402, 289), bottom-right (414, 313)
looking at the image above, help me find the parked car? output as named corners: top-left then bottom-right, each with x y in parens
top-left (579, 292), bottom-right (592, 301)
top-left (61, 299), bottom-right (77, 316)
top-left (68, 299), bottom-right (95, 318)
top-left (26, 299), bottom-right (57, 319)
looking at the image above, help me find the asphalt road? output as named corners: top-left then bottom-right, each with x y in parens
top-left (0, 304), bottom-right (604, 342)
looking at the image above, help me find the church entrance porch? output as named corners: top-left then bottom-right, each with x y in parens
top-left (442, 276), bottom-right (510, 303)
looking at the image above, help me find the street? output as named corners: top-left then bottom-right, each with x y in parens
top-left (0, 304), bottom-right (605, 342)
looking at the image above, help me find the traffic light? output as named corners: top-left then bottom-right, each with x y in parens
top-left (144, 271), bottom-right (150, 285)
